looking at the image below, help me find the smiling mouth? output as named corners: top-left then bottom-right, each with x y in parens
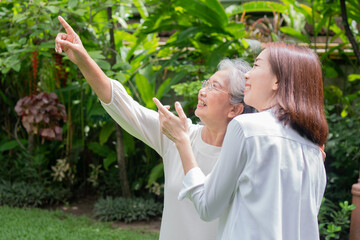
top-left (244, 84), bottom-right (250, 94)
top-left (198, 99), bottom-right (207, 107)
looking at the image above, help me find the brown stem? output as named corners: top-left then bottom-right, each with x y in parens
top-left (108, 6), bottom-right (131, 198)
top-left (340, 0), bottom-right (360, 65)
top-left (115, 124), bottom-right (131, 198)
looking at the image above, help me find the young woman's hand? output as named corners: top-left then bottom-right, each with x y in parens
top-left (55, 16), bottom-right (89, 66)
top-left (153, 98), bottom-right (189, 145)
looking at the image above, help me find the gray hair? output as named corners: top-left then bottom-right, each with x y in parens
top-left (217, 58), bottom-right (255, 113)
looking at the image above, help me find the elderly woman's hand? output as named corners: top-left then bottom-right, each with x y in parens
top-left (153, 98), bottom-right (189, 145)
top-left (55, 16), bottom-right (89, 66)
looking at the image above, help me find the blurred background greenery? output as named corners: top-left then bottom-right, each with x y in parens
top-left (0, 0), bottom-right (359, 239)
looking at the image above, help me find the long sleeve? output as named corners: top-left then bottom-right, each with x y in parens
top-left (179, 119), bottom-right (247, 221)
top-left (100, 78), bottom-right (166, 156)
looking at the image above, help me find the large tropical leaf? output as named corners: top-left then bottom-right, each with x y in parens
top-left (177, 0), bottom-right (228, 28)
top-left (146, 162), bottom-right (164, 187)
top-left (134, 73), bottom-right (155, 109)
top-left (206, 40), bottom-right (234, 70)
top-left (228, 1), bottom-right (288, 16)
top-left (156, 72), bottom-right (187, 100)
top-left (99, 122), bottom-right (115, 145)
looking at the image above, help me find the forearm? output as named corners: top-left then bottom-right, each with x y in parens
top-left (77, 54), bottom-right (112, 103)
top-left (176, 137), bottom-right (198, 174)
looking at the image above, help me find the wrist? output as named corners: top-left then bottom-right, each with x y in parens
top-left (175, 133), bottom-right (190, 148)
top-left (77, 52), bottom-right (92, 68)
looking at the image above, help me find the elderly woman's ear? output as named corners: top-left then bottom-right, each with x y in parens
top-left (228, 104), bottom-right (244, 119)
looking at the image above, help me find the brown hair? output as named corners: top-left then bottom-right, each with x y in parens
top-left (265, 42), bottom-right (328, 146)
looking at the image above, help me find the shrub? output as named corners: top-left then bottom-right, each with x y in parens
top-left (318, 198), bottom-right (355, 240)
top-left (0, 181), bottom-right (70, 207)
top-left (94, 196), bottom-right (163, 223)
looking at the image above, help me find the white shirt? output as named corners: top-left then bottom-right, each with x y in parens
top-left (179, 110), bottom-right (326, 240)
top-left (101, 79), bottom-right (219, 240)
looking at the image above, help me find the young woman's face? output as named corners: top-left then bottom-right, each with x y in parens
top-left (244, 49), bottom-right (278, 111)
top-left (195, 69), bottom-right (234, 124)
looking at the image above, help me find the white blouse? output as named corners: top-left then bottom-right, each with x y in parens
top-left (179, 110), bottom-right (326, 240)
top-left (101, 79), bottom-right (220, 240)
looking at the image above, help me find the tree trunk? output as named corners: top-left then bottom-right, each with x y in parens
top-left (115, 124), bottom-right (131, 198)
top-left (340, 0), bottom-right (360, 65)
top-left (107, 6), bottom-right (131, 198)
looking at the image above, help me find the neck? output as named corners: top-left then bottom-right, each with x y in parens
top-left (201, 122), bottom-right (228, 147)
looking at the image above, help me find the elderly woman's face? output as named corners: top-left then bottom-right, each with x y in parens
top-left (195, 69), bottom-right (234, 124)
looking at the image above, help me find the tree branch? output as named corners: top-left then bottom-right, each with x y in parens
top-left (340, 0), bottom-right (360, 65)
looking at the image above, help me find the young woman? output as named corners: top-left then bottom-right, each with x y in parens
top-left (55, 16), bottom-right (254, 240)
top-left (154, 42), bottom-right (328, 239)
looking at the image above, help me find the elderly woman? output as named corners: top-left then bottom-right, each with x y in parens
top-left (55, 16), bottom-right (254, 240)
top-left (155, 42), bottom-right (328, 239)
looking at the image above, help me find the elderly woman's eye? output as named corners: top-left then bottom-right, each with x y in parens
top-left (212, 83), bottom-right (220, 89)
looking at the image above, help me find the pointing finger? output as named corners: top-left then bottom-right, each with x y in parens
top-left (153, 98), bottom-right (171, 116)
top-left (175, 101), bottom-right (187, 119)
top-left (58, 16), bottom-right (76, 35)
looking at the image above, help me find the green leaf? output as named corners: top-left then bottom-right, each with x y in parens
top-left (202, 0), bottom-right (228, 25)
top-left (103, 152), bottom-right (117, 170)
top-left (229, 1), bottom-right (288, 16)
top-left (324, 66), bottom-right (338, 78)
top-left (133, 0), bottom-right (148, 19)
top-left (68, 0), bottom-right (78, 9)
top-left (280, 26), bottom-right (310, 43)
top-left (341, 108), bottom-right (348, 118)
top-left (225, 22), bottom-right (246, 39)
top-left (178, 0), bottom-right (228, 28)
top-left (0, 89), bottom-right (13, 105)
top-left (96, 59), bottom-right (111, 70)
top-left (176, 27), bottom-right (202, 43)
top-left (88, 142), bottom-right (113, 157)
top-left (45, 6), bottom-right (58, 14)
top-left (348, 74), bottom-right (360, 82)
top-left (0, 140), bottom-right (20, 152)
top-left (88, 51), bottom-right (106, 60)
top-left (146, 163), bottom-right (164, 187)
top-left (156, 72), bottom-right (187, 99)
top-left (99, 122), bottom-right (115, 145)
top-left (134, 73), bottom-right (155, 109)
top-left (11, 61), bottom-right (21, 72)
top-left (206, 41), bottom-right (233, 70)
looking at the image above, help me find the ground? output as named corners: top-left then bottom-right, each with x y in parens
top-left (51, 195), bottom-right (161, 233)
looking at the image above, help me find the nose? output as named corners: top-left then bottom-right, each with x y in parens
top-left (244, 71), bottom-right (250, 80)
top-left (199, 87), bottom-right (207, 97)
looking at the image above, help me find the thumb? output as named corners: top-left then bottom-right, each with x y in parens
top-left (175, 101), bottom-right (187, 119)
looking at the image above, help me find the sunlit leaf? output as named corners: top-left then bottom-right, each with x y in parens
top-left (68, 0), bottom-right (78, 9)
top-left (229, 1), bottom-right (288, 16)
top-left (280, 26), bottom-right (310, 43)
top-left (348, 74), bottom-right (360, 82)
top-left (134, 73), bottom-right (155, 109)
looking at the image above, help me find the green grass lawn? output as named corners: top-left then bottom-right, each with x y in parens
top-left (0, 205), bottom-right (159, 240)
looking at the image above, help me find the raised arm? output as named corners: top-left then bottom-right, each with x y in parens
top-left (55, 16), bottom-right (111, 103)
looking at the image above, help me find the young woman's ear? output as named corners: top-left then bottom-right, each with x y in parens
top-left (272, 79), bottom-right (279, 91)
top-left (228, 104), bottom-right (244, 119)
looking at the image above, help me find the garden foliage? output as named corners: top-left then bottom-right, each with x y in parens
top-left (94, 196), bottom-right (163, 223)
top-left (0, 1), bottom-right (359, 239)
